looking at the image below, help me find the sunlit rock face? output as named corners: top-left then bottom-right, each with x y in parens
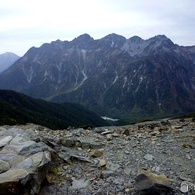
top-left (0, 33), bottom-right (195, 119)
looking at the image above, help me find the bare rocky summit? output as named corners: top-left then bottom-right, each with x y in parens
top-left (0, 118), bottom-right (194, 194)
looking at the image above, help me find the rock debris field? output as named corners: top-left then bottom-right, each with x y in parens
top-left (0, 118), bottom-right (194, 195)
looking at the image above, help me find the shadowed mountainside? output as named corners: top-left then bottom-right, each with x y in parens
top-left (0, 90), bottom-right (108, 129)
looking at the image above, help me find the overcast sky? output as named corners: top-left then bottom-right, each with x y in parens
top-left (1, 0), bottom-right (195, 56)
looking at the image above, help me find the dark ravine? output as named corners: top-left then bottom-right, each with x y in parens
top-left (0, 34), bottom-right (195, 121)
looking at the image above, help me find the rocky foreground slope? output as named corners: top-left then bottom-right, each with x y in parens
top-left (0, 118), bottom-right (194, 194)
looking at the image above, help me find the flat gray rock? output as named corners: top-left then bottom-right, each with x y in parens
top-left (0, 127), bottom-right (53, 194)
top-left (69, 178), bottom-right (90, 190)
top-left (0, 169), bottom-right (29, 183)
top-left (0, 136), bottom-right (13, 147)
top-left (0, 160), bottom-right (10, 173)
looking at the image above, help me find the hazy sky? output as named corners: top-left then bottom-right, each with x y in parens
top-left (1, 0), bottom-right (195, 56)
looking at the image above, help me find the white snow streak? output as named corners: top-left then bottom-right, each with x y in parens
top-left (74, 70), bottom-right (88, 90)
top-left (101, 116), bottom-right (119, 121)
top-left (135, 76), bottom-right (144, 92)
top-left (22, 65), bottom-right (34, 83)
top-left (122, 76), bottom-right (128, 88)
top-left (111, 41), bottom-right (114, 48)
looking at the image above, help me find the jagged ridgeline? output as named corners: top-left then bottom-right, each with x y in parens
top-left (0, 33), bottom-right (195, 121)
top-left (0, 90), bottom-right (108, 129)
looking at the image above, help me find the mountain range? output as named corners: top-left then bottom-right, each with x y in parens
top-left (0, 90), bottom-right (107, 129)
top-left (0, 52), bottom-right (20, 72)
top-left (0, 33), bottom-right (195, 121)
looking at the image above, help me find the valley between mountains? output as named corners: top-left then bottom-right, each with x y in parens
top-left (0, 33), bottom-right (195, 194)
top-left (0, 33), bottom-right (195, 122)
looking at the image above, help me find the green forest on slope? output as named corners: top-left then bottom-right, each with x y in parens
top-left (0, 90), bottom-right (108, 129)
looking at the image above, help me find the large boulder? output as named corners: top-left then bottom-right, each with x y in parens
top-left (134, 169), bottom-right (175, 194)
top-left (0, 127), bottom-right (53, 194)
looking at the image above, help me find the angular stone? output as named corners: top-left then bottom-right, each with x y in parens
top-left (125, 150), bottom-right (130, 154)
top-left (69, 178), bottom-right (90, 190)
top-left (0, 128), bottom-right (54, 194)
top-left (17, 158), bottom-right (33, 169)
top-left (124, 167), bottom-right (131, 175)
top-left (39, 151), bottom-right (52, 167)
top-left (89, 150), bottom-right (103, 157)
top-left (4, 135), bottom-right (36, 154)
top-left (30, 152), bottom-right (44, 168)
top-left (79, 139), bottom-right (104, 149)
top-left (101, 170), bottom-right (115, 178)
top-left (0, 160), bottom-right (10, 173)
top-left (106, 161), bottom-right (120, 172)
top-left (99, 159), bottom-right (107, 167)
top-left (134, 170), bottom-right (173, 194)
top-left (58, 150), bottom-right (92, 163)
top-left (112, 133), bottom-right (120, 137)
top-left (10, 134), bottom-right (34, 145)
top-left (7, 128), bottom-right (26, 137)
top-left (58, 151), bottom-right (72, 164)
top-left (0, 150), bottom-right (18, 161)
top-left (80, 141), bottom-right (90, 149)
top-left (106, 134), bottom-right (112, 141)
top-left (7, 155), bottom-right (25, 168)
top-left (38, 151), bottom-right (51, 167)
top-left (0, 169), bottom-right (29, 184)
top-left (144, 154), bottom-right (154, 161)
top-left (70, 154), bottom-right (92, 163)
top-left (0, 136), bottom-right (13, 147)
top-left (171, 125), bottom-right (182, 130)
top-left (101, 130), bottom-right (113, 135)
top-left (122, 129), bottom-right (130, 136)
top-left (61, 138), bottom-right (76, 147)
top-left (182, 143), bottom-right (195, 149)
top-left (19, 142), bottom-right (50, 156)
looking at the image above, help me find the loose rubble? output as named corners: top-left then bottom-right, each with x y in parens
top-left (0, 118), bottom-right (194, 194)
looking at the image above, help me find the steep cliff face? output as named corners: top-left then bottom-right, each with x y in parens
top-left (0, 34), bottom-right (195, 120)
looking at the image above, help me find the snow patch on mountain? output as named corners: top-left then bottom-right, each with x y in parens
top-left (22, 65), bottom-right (34, 83)
top-left (81, 49), bottom-right (87, 63)
top-left (74, 70), bottom-right (88, 90)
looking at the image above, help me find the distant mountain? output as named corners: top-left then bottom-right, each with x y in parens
top-left (0, 52), bottom-right (20, 72)
top-left (0, 34), bottom-right (195, 121)
top-left (0, 90), bottom-right (107, 129)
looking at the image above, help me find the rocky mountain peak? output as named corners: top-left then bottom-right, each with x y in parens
top-left (71, 34), bottom-right (94, 49)
top-left (128, 36), bottom-right (143, 43)
top-left (51, 39), bottom-right (65, 47)
top-left (73, 33), bottom-right (93, 43)
top-left (153, 34), bottom-right (168, 40)
top-left (101, 33), bottom-right (126, 48)
top-left (147, 34), bottom-right (174, 49)
top-left (102, 33), bottom-right (126, 41)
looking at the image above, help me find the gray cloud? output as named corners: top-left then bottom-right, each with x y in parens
top-left (0, 0), bottom-right (195, 56)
